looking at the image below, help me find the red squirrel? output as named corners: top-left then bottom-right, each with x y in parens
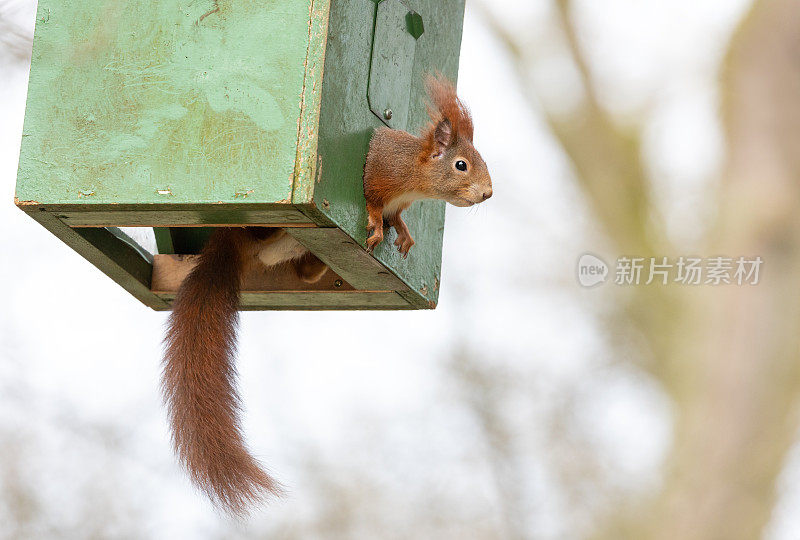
top-left (161, 74), bottom-right (491, 517)
top-left (363, 74), bottom-right (493, 256)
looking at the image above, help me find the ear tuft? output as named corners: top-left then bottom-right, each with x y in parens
top-left (419, 72), bottom-right (474, 160)
top-left (425, 73), bottom-right (474, 141)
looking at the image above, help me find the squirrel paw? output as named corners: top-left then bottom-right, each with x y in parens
top-left (393, 234), bottom-right (415, 258)
top-left (366, 230), bottom-right (384, 252)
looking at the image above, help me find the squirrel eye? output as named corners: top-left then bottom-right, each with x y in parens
top-left (455, 160), bottom-right (468, 171)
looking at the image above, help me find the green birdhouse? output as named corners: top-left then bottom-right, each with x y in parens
top-left (14, 0), bottom-right (466, 310)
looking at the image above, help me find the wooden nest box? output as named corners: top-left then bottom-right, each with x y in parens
top-left (15, 0), bottom-right (466, 310)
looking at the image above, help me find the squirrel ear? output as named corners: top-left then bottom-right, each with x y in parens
top-left (432, 118), bottom-right (453, 157)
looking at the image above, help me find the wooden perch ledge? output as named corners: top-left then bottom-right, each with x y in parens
top-left (150, 254), bottom-right (410, 311)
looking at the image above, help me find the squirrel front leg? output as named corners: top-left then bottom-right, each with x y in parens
top-left (366, 202), bottom-right (384, 252)
top-left (388, 205), bottom-right (414, 258)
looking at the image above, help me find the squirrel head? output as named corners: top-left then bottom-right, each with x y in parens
top-left (420, 74), bottom-right (492, 207)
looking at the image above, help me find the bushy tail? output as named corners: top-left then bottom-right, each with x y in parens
top-left (162, 228), bottom-right (281, 515)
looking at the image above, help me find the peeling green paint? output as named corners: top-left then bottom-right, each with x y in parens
top-left (291, 0), bottom-right (332, 204)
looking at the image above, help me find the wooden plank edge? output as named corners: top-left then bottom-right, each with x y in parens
top-left (20, 209), bottom-right (168, 310)
top-left (291, 0), bottom-right (332, 204)
top-left (71, 223), bottom-right (319, 228)
top-left (286, 225), bottom-right (435, 309)
top-left (155, 290), bottom-right (413, 311)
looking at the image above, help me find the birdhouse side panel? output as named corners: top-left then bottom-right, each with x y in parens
top-left (312, 0), bottom-right (466, 307)
top-left (16, 0), bottom-right (316, 207)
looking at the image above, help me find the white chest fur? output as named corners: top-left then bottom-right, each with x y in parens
top-left (383, 191), bottom-right (425, 216)
top-left (256, 233), bottom-right (308, 268)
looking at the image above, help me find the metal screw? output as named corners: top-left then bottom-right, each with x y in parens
top-left (334, 279), bottom-right (343, 288)
top-left (383, 109), bottom-right (393, 120)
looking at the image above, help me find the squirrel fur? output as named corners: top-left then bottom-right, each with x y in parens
top-left (162, 227), bottom-right (326, 515)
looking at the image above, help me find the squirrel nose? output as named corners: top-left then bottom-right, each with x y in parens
top-left (482, 189), bottom-right (493, 201)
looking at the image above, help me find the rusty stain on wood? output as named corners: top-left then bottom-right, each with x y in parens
top-left (198, 1), bottom-right (220, 23)
top-left (14, 197), bottom-right (42, 206)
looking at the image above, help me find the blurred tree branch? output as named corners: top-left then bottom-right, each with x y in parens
top-left (647, 0), bottom-right (800, 538)
top-left (475, 0), bottom-right (800, 538)
top-left (473, 0), bottom-right (683, 388)
top-left (0, 0), bottom-right (34, 63)
top-left (473, 0), bottom-right (657, 257)
top-left (450, 350), bottom-right (529, 540)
